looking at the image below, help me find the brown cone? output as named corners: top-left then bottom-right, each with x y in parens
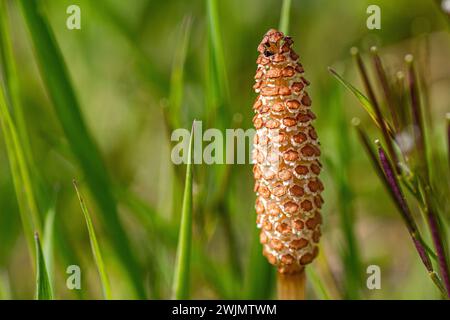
top-left (253, 29), bottom-right (323, 274)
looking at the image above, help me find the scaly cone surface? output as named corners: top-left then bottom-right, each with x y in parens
top-left (253, 29), bottom-right (323, 274)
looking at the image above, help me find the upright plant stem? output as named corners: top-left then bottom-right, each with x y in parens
top-left (279, 0), bottom-right (292, 35)
top-left (73, 180), bottom-right (112, 300)
top-left (406, 55), bottom-right (429, 181)
top-left (422, 186), bottom-right (450, 297)
top-left (0, 82), bottom-right (41, 260)
top-left (277, 271), bottom-right (305, 300)
top-left (0, 1), bottom-right (34, 168)
top-left (370, 47), bottom-right (399, 130)
top-left (34, 233), bottom-right (53, 300)
top-left (377, 144), bottom-right (448, 296)
top-left (172, 122), bottom-right (195, 299)
top-left (352, 48), bottom-right (399, 172)
top-left (330, 88), bottom-right (362, 299)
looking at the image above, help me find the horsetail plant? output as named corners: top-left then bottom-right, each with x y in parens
top-left (253, 29), bottom-right (323, 299)
top-left (330, 47), bottom-right (450, 298)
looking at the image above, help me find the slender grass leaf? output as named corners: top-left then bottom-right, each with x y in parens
top-left (206, 0), bottom-right (230, 128)
top-left (18, 0), bottom-right (145, 298)
top-left (244, 225), bottom-right (274, 299)
top-left (370, 47), bottom-right (399, 130)
top-left (315, 247), bottom-right (343, 299)
top-left (329, 67), bottom-right (377, 124)
top-left (0, 0), bottom-right (51, 220)
top-left (73, 180), bottom-right (112, 300)
top-left (172, 121), bottom-right (195, 299)
top-left (406, 55), bottom-right (429, 180)
top-left (326, 85), bottom-right (362, 299)
top-left (169, 16), bottom-right (192, 129)
top-left (351, 48), bottom-right (399, 171)
top-left (0, 0), bottom-right (33, 167)
top-left (205, 0), bottom-right (242, 290)
top-left (306, 266), bottom-right (331, 300)
top-left (279, 0), bottom-right (292, 35)
top-left (34, 232), bottom-right (53, 300)
top-left (165, 16), bottom-right (193, 224)
top-left (0, 82), bottom-right (41, 260)
top-left (329, 67), bottom-right (394, 137)
top-left (43, 194), bottom-right (57, 286)
top-left (54, 219), bottom-right (85, 299)
top-left (118, 187), bottom-right (233, 299)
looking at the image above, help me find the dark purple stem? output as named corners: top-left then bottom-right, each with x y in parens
top-left (356, 125), bottom-right (393, 197)
top-left (353, 49), bottom-right (399, 172)
top-left (378, 145), bottom-right (433, 272)
top-left (371, 47), bottom-right (399, 131)
top-left (378, 146), bottom-right (414, 227)
top-left (426, 199), bottom-right (450, 297)
top-left (412, 237), bottom-right (433, 272)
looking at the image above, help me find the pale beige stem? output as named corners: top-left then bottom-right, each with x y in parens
top-left (277, 270), bottom-right (306, 300)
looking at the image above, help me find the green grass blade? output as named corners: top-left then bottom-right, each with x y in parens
top-left (42, 211), bottom-right (55, 279)
top-left (169, 16), bottom-right (192, 129)
top-left (244, 225), bottom-right (274, 299)
top-left (325, 84), bottom-right (363, 299)
top-left (172, 122), bottom-right (195, 299)
top-left (328, 67), bottom-right (380, 128)
top-left (306, 266), bottom-right (331, 300)
top-left (0, 82), bottom-right (41, 260)
top-left (34, 232), bottom-right (53, 300)
top-left (206, 0), bottom-right (230, 127)
top-left (118, 187), bottom-right (235, 299)
top-left (43, 192), bottom-right (57, 286)
top-left (205, 0), bottom-right (242, 289)
top-left (0, 1), bottom-right (33, 168)
top-left (53, 220), bottom-right (85, 299)
top-left (73, 180), bottom-right (112, 300)
top-left (279, 0), bottom-right (292, 34)
top-left (329, 66), bottom-right (395, 138)
top-left (18, 0), bottom-right (145, 298)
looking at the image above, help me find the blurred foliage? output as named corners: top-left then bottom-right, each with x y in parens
top-left (0, 0), bottom-right (449, 299)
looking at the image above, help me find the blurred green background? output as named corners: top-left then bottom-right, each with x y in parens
top-left (0, 0), bottom-right (449, 299)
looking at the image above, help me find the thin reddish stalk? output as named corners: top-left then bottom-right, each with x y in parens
top-left (406, 55), bottom-right (429, 180)
top-left (377, 144), bottom-right (433, 272)
top-left (370, 47), bottom-right (399, 131)
top-left (352, 48), bottom-right (399, 173)
top-left (423, 188), bottom-right (450, 298)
